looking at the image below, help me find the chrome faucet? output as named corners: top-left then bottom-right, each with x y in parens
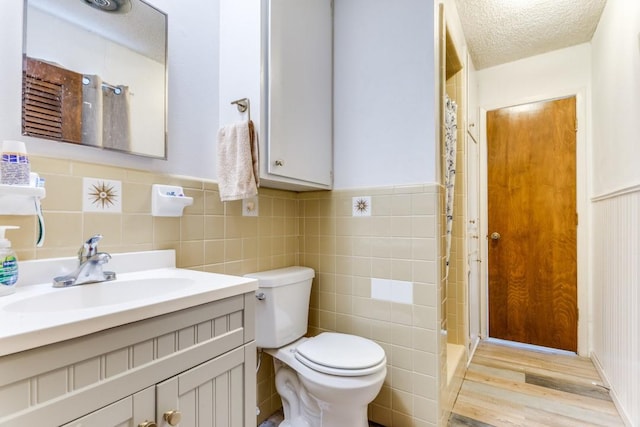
top-left (53, 234), bottom-right (117, 287)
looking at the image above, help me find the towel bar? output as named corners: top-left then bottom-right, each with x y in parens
top-left (231, 98), bottom-right (251, 120)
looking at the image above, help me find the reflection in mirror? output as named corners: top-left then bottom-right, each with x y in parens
top-left (22, 0), bottom-right (167, 159)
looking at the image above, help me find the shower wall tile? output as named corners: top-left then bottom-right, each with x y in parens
top-left (441, 56), bottom-right (469, 426)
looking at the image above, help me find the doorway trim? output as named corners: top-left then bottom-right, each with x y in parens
top-left (478, 89), bottom-right (589, 356)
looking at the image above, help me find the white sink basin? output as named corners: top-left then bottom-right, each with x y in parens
top-left (4, 278), bottom-right (196, 313)
top-left (0, 253), bottom-right (258, 357)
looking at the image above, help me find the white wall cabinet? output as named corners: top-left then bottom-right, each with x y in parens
top-left (0, 293), bottom-right (256, 427)
top-left (220, 0), bottom-right (333, 191)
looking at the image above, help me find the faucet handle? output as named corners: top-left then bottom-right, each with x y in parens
top-left (78, 234), bottom-right (103, 262)
top-left (90, 252), bottom-right (111, 264)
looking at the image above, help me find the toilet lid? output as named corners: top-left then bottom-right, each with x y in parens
top-left (295, 333), bottom-right (386, 377)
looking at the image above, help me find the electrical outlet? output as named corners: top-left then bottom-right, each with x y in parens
top-left (242, 196), bottom-right (259, 216)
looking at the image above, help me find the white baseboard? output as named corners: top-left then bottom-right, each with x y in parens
top-left (590, 352), bottom-right (633, 427)
top-left (467, 336), bottom-right (480, 367)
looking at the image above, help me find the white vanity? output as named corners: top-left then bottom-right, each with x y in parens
top-left (0, 250), bottom-right (257, 427)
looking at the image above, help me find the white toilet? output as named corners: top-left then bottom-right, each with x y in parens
top-left (246, 266), bottom-right (387, 427)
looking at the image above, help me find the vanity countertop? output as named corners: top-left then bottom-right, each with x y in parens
top-left (0, 251), bottom-right (258, 357)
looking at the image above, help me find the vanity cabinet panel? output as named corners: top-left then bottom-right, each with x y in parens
top-left (62, 386), bottom-right (155, 427)
top-left (0, 293), bottom-right (255, 427)
top-left (157, 346), bottom-right (248, 427)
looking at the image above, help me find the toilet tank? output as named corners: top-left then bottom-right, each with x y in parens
top-left (245, 266), bottom-right (315, 349)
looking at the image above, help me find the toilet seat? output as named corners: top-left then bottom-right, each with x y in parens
top-left (294, 332), bottom-right (386, 377)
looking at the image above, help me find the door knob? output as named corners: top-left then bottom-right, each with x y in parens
top-left (163, 410), bottom-right (182, 426)
top-left (490, 232), bottom-right (501, 240)
top-left (138, 421), bottom-right (157, 427)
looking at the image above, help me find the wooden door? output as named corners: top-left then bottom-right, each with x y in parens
top-left (487, 97), bottom-right (577, 352)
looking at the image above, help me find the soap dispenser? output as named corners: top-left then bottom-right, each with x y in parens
top-left (0, 226), bottom-right (19, 296)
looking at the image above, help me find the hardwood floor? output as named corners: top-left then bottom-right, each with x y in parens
top-left (449, 340), bottom-right (625, 426)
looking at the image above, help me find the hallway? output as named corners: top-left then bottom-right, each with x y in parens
top-left (449, 340), bottom-right (624, 426)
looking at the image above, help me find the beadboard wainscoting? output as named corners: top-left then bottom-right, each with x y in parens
top-left (591, 185), bottom-right (640, 426)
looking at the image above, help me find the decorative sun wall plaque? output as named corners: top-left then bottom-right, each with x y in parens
top-left (83, 177), bottom-right (122, 213)
top-left (352, 196), bottom-right (371, 217)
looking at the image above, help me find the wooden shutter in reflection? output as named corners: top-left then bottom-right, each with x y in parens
top-left (22, 56), bottom-right (82, 144)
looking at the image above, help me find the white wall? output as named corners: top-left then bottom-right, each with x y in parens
top-left (476, 44), bottom-right (592, 356)
top-left (218, 0), bottom-right (261, 133)
top-left (0, 0), bottom-right (220, 179)
top-left (590, 1), bottom-right (640, 424)
top-left (591, 1), bottom-right (640, 196)
top-left (477, 44), bottom-right (592, 110)
top-left (333, 0), bottom-right (437, 189)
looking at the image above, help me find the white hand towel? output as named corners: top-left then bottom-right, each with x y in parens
top-left (216, 120), bottom-right (259, 201)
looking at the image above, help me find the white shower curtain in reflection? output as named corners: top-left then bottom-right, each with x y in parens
top-left (102, 85), bottom-right (132, 152)
top-left (444, 95), bottom-right (457, 278)
top-left (81, 77), bottom-right (131, 151)
top-left (81, 75), bottom-right (103, 147)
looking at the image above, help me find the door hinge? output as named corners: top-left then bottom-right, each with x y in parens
top-left (576, 213), bottom-right (579, 225)
top-left (575, 118), bottom-right (578, 132)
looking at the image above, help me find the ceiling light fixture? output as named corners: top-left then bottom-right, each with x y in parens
top-left (81, 0), bottom-right (132, 14)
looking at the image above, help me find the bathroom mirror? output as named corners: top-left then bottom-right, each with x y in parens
top-left (22, 0), bottom-right (167, 159)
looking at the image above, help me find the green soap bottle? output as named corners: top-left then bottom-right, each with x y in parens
top-left (0, 226), bottom-right (19, 297)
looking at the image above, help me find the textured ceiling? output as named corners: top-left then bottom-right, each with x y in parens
top-left (454, 0), bottom-right (607, 69)
top-left (29, 0), bottom-right (166, 63)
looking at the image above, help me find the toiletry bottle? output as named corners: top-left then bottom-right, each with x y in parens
top-left (1, 141), bottom-right (30, 185)
top-left (0, 226), bottom-right (20, 296)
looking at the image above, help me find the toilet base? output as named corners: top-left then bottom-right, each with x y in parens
top-left (273, 359), bottom-right (375, 427)
top-left (275, 361), bottom-right (320, 427)
top-left (316, 404), bottom-right (369, 427)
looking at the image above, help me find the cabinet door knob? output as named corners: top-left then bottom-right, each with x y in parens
top-left (274, 160), bottom-right (284, 166)
top-left (138, 421), bottom-right (157, 427)
top-left (163, 410), bottom-right (182, 426)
